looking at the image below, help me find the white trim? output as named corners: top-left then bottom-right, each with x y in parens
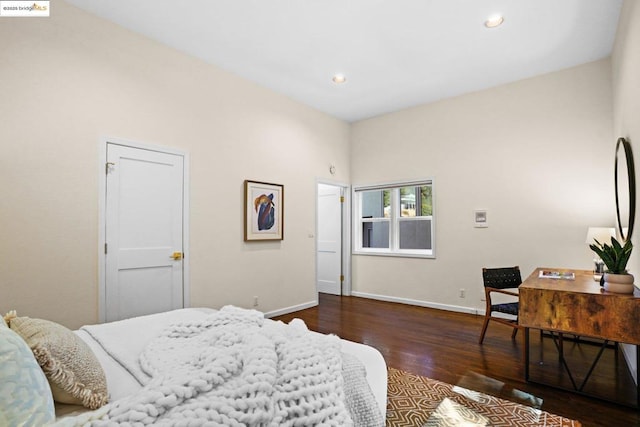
top-left (352, 250), bottom-right (436, 259)
top-left (351, 291), bottom-right (480, 315)
top-left (316, 178), bottom-right (352, 296)
top-left (98, 141), bottom-right (107, 323)
top-left (264, 300), bottom-right (318, 318)
top-left (352, 178), bottom-right (434, 192)
top-left (342, 187), bottom-right (352, 296)
top-left (98, 136), bottom-right (191, 323)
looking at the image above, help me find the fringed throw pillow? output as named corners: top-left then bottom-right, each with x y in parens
top-left (9, 316), bottom-right (109, 409)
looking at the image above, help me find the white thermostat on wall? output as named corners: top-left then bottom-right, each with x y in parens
top-left (474, 210), bottom-right (488, 228)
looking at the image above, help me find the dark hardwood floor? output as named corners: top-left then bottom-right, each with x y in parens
top-left (273, 294), bottom-right (640, 427)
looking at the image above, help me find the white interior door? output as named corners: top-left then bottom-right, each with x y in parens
top-left (105, 143), bottom-right (185, 322)
top-left (317, 183), bottom-right (342, 295)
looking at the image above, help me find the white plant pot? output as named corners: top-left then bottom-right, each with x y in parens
top-left (603, 272), bottom-right (635, 294)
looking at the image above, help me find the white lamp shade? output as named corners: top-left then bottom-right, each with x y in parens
top-left (586, 227), bottom-right (616, 245)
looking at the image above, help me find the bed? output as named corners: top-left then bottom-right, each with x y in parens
top-left (1, 306), bottom-right (387, 426)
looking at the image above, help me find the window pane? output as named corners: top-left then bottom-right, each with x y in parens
top-left (362, 221), bottom-right (390, 248)
top-left (399, 219), bottom-right (432, 250)
top-left (362, 189), bottom-right (391, 218)
top-left (419, 185), bottom-right (433, 216)
top-left (400, 185), bottom-right (432, 217)
top-left (400, 187), bottom-right (417, 217)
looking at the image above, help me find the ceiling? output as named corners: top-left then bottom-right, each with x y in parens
top-left (64, 0), bottom-right (623, 122)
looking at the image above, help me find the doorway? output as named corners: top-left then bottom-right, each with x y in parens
top-left (316, 182), bottom-right (350, 295)
top-left (99, 139), bottom-right (190, 322)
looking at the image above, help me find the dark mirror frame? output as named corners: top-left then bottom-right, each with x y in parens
top-left (615, 137), bottom-right (636, 242)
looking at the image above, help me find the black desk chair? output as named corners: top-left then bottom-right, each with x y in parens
top-left (479, 266), bottom-right (522, 344)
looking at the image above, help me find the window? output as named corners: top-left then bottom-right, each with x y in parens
top-left (354, 179), bottom-right (434, 258)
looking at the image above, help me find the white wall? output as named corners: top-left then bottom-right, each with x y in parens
top-left (612, 0), bottom-right (640, 383)
top-left (350, 59), bottom-right (614, 312)
top-left (0, 1), bottom-right (350, 329)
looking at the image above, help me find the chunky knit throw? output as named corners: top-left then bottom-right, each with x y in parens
top-left (54, 306), bottom-right (354, 426)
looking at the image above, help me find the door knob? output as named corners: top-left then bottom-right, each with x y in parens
top-left (171, 252), bottom-right (183, 261)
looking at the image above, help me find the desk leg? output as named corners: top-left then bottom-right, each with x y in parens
top-left (524, 327), bottom-right (530, 381)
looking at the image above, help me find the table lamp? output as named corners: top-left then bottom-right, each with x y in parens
top-left (585, 227), bottom-right (616, 281)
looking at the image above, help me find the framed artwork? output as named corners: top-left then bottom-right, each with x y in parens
top-left (244, 180), bottom-right (284, 241)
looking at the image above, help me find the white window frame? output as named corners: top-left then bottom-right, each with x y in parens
top-left (353, 179), bottom-right (435, 258)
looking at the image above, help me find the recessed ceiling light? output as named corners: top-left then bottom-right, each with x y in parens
top-left (332, 74), bottom-right (347, 84)
top-left (484, 15), bottom-right (504, 28)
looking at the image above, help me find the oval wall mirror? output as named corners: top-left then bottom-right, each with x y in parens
top-left (615, 137), bottom-right (636, 242)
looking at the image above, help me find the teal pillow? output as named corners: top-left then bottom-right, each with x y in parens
top-left (0, 325), bottom-right (55, 426)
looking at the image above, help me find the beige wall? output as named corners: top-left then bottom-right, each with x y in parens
top-left (612, 0), bottom-right (640, 378)
top-left (613, 0), bottom-right (640, 269)
top-left (350, 60), bottom-right (614, 311)
top-left (0, 1), bottom-right (350, 329)
top-left (1, 1), bottom-right (629, 329)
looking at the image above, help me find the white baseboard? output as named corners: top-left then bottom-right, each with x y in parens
top-left (264, 300), bottom-right (318, 318)
top-left (351, 291), bottom-right (480, 315)
top-left (268, 293), bottom-right (507, 321)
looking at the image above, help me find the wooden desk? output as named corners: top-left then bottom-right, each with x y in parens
top-left (519, 268), bottom-right (640, 344)
top-left (519, 267), bottom-right (640, 407)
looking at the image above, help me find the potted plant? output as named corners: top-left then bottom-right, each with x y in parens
top-left (589, 237), bottom-right (635, 293)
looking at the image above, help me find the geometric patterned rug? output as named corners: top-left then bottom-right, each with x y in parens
top-left (386, 368), bottom-right (582, 426)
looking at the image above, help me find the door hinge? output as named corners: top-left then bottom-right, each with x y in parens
top-left (105, 162), bottom-right (115, 174)
top-left (340, 275), bottom-right (344, 282)
top-left (104, 243), bottom-right (107, 254)
top-left (340, 196), bottom-right (344, 203)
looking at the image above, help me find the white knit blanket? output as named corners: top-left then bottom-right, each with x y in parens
top-left (54, 306), bottom-right (354, 426)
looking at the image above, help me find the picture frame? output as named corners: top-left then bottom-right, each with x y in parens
top-left (244, 180), bottom-right (284, 241)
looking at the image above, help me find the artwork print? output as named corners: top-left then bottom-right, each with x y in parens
top-left (244, 180), bottom-right (284, 241)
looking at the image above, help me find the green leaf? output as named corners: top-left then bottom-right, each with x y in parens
top-left (611, 237), bottom-right (623, 252)
top-left (589, 237), bottom-right (633, 274)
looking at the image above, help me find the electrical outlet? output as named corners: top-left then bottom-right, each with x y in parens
top-left (253, 296), bottom-right (259, 307)
top-left (459, 289), bottom-right (466, 298)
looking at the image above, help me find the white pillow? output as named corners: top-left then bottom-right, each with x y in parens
top-left (0, 325), bottom-right (55, 426)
